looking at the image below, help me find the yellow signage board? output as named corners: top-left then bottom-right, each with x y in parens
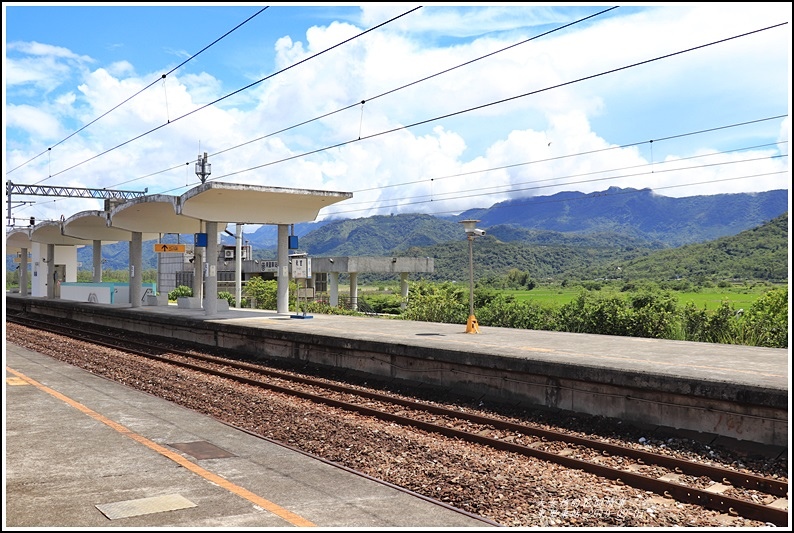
top-left (153, 243), bottom-right (186, 253)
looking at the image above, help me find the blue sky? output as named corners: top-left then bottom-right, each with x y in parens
top-left (3, 3), bottom-right (791, 229)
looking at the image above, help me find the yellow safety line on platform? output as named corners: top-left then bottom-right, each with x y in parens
top-left (5, 366), bottom-right (317, 528)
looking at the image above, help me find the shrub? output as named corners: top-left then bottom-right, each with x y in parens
top-left (681, 302), bottom-right (711, 343)
top-left (363, 293), bottom-right (404, 314)
top-left (627, 290), bottom-right (679, 338)
top-left (168, 285), bottom-right (193, 301)
top-left (557, 291), bottom-right (631, 336)
top-left (476, 296), bottom-right (556, 330)
top-left (740, 287), bottom-right (788, 348)
top-left (218, 291), bottom-right (236, 307)
top-left (244, 277), bottom-right (296, 310)
top-left (303, 301), bottom-right (361, 316)
top-left (402, 281), bottom-right (467, 324)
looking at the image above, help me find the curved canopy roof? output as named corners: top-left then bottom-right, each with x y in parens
top-left (108, 194), bottom-right (202, 234)
top-left (5, 228), bottom-right (33, 254)
top-left (109, 182), bottom-right (352, 233)
top-left (29, 221), bottom-right (92, 246)
top-left (62, 210), bottom-right (157, 242)
top-left (178, 182), bottom-right (353, 225)
top-left (6, 182), bottom-right (353, 254)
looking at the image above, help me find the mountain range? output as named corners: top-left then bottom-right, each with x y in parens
top-left (9, 186), bottom-right (786, 281)
top-left (243, 186), bottom-right (788, 252)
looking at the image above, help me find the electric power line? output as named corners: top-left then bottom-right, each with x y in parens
top-left (7, 7), bottom-right (269, 180)
top-left (30, 6), bottom-right (423, 185)
top-left (16, 5), bottom-right (616, 191)
top-left (6, 13), bottom-right (787, 225)
top-left (331, 141), bottom-right (789, 210)
top-left (324, 154), bottom-right (789, 217)
top-left (196, 23), bottom-right (787, 187)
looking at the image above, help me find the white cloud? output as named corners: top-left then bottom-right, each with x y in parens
top-left (7, 40), bottom-right (91, 61)
top-left (4, 4), bottom-right (789, 228)
top-left (5, 103), bottom-right (66, 143)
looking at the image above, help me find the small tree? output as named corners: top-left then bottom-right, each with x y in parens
top-left (244, 277), bottom-right (296, 310)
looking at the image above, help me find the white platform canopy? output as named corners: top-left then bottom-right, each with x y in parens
top-left (62, 210), bottom-right (164, 285)
top-left (108, 194), bottom-right (203, 234)
top-left (8, 182), bottom-right (352, 312)
top-left (30, 221), bottom-right (92, 246)
top-left (5, 227), bottom-right (33, 255)
top-left (178, 182), bottom-right (352, 225)
top-left (5, 228), bottom-right (35, 296)
top-left (62, 210), bottom-right (156, 242)
top-left (22, 221), bottom-right (92, 299)
top-left (104, 182), bottom-right (352, 315)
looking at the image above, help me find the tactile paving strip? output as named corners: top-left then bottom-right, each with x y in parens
top-left (96, 494), bottom-right (196, 519)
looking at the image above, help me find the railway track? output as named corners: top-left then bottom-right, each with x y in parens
top-left (6, 313), bottom-right (789, 527)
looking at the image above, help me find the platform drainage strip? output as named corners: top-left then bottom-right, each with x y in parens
top-left (168, 441), bottom-right (237, 460)
top-left (96, 494), bottom-right (196, 519)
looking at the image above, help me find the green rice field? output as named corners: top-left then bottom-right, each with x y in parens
top-left (503, 285), bottom-right (783, 311)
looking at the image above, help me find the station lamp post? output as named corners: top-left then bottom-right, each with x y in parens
top-left (459, 219), bottom-right (485, 334)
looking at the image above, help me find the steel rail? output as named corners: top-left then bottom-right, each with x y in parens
top-left (8, 315), bottom-right (789, 526)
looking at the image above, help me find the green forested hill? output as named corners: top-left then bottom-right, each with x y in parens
top-left (457, 186), bottom-right (787, 246)
top-left (580, 212), bottom-right (789, 282)
top-left (245, 187), bottom-right (787, 251)
top-left (400, 237), bottom-right (657, 283)
top-left (49, 207), bottom-right (787, 285)
top-left (298, 214), bottom-right (464, 255)
top-left (377, 212), bottom-right (789, 283)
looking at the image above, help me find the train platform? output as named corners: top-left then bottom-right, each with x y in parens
top-left (4, 342), bottom-right (497, 529)
top-left (14, 296), bottom-right (789, 392)
top-left (5, 295), bottom-right (790, 449)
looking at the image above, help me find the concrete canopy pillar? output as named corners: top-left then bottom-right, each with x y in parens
top-left (193, 221), bottom-right (204, 303)
top-left (400, 272), bottom-right (409, 310)
top-left (277, 224), bottom-right (289, 314)
top-left (329, 272), bottom-right (339, 307)
top-left (93, 240), bottom-right (102, 282)
top-left (235, 224), bottom-right (242, 308)
top-left (204, 221), bottom-right (218, 316)
top-left (19, 247), bottom-right (29, 296)
top-left (349, 272), bottom-right (358, 311)
top-left (46, 243), bottom-right (55, 299)
top-left (192, 246), bottom-right (203, 302)
top-left (130, 231), bottom-right (142, 307)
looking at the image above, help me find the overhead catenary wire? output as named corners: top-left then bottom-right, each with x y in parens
top-left (324, 154), bottom-right (789, 217)
top-left (105, 6), bottom-right (622, 190)
top-left (194, 23), bottom-right (787, 186)
top-left (330, 142), bottom-right (789, 211)
top-left (28, 6), bottom-right (422, 185)
top-left (17, 10), bottom-right (783, 199)
top-left (7, 6), bottom-right (270, 179)
top-left (411, 171), bottom-right (789, 219)
top-left (342, 116), bottom-right (788, 198)
top-left (6, 11), bottom-right (787, 225)
top-left (12, 121), bottom-right (786, 225)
